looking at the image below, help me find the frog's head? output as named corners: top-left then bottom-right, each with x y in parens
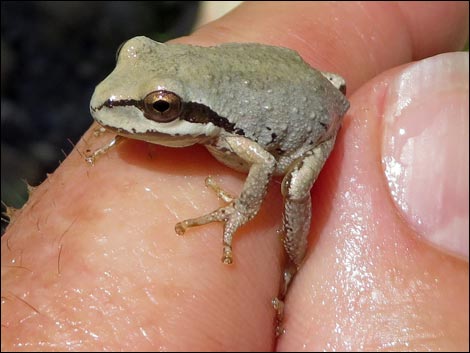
top-left (90, 36), bottom-right (223, 147)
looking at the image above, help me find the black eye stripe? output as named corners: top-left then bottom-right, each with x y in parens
top-left (95, 96), bottom-right (246, 136)
top-left (99, 99), bottom-right (143, 110)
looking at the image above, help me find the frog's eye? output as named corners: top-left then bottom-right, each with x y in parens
top-left (143, 90), bottom-right (182, 122)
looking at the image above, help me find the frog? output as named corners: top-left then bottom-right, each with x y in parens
top-left (89, 36), bottom-right (349, 332)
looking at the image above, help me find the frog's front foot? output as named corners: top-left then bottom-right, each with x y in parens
top-left (174, 177), bottom-right (244, 265)
top-left (84, 135), bottom-right (123, 166)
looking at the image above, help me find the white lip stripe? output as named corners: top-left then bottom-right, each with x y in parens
top-left (94, 105), bottom-right (221, 137)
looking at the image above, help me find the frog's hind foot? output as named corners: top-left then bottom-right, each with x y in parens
top-left (272, 297), bottom-right (286, 336)
top-left (272, 261), bottom-right (298, 336)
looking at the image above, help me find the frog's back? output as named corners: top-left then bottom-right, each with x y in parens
top-left (131, 38), bottom-right (349, 154)
top-left (183, 42), bottom-right (349, 153)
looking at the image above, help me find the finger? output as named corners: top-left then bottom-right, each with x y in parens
top-left (277, 52), bottom-right (469, 351)
top-left (178, 1), bottom-right (468, 92)
top-left (1, 135), bottom-right (283, 351)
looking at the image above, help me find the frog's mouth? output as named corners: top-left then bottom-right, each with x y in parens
top-left (96, 121), bottom-right (216, 147)
top-left (91, 101), bottom-right (222, 147)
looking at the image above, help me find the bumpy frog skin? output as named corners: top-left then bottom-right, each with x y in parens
top-left (90, 36), bottom-right (349, 332)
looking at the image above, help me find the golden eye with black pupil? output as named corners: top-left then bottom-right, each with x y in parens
top-left (143, 90), bottom-right (182, 122)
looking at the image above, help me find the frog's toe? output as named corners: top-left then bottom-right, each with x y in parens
top-left (205, 176), bottom-right (235, 203)
top-left (272, 297), bottom-right (286, 336)
top-left (174, 208), bottom-right (226, 235)
top-left (84, 135), bottom-right (124, 166)
top-left (222, 244), bottom-right (233, 264)
top-left (272, 297), bottom-right (284, 314)
top-left (174, 221), bottom-right (188, 235)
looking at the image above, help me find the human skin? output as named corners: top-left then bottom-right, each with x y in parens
top-left (1, 2), bottom-right (468, 351)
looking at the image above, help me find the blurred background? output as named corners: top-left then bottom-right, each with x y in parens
top-left (1, 1), bottom-right (242, 233)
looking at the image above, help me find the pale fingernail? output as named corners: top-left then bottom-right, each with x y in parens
top-left (382, 52), bottom-right (469, 260)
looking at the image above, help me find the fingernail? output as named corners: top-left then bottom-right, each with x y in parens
top-left (382, 52), bottom-right (469, 260)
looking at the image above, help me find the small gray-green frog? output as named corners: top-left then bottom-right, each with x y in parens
top-left (90, 36), bottom-right (349, 331)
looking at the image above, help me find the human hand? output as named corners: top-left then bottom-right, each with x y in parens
top-left (2, 2), bottom-right (468, 351)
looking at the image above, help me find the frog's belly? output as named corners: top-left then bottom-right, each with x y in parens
top-left (205, 145), bottom-right (252, 173)
top-left (205, 143), bottom-right (326, 176)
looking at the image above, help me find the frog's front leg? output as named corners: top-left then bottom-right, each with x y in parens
top-left (85, 135), bottom-right (124, 165)
top-left (175, 136), bottom-right (276, 264)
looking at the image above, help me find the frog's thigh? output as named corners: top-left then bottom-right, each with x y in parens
top-left (281, 138), bottom-right (334, 271)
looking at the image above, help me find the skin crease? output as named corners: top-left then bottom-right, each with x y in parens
top-left (1, 1), bottom-right (468, 351)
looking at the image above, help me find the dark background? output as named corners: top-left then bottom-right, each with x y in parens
top-left (1, 1), bottom-right (200, 233)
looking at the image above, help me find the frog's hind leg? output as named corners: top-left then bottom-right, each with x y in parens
top-left (274, 138), bottom-right (335, 334)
